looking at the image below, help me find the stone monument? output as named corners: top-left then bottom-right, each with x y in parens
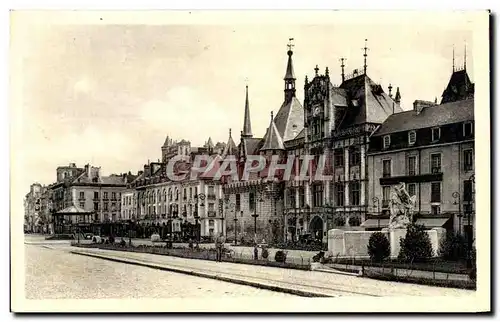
top-left (388, 182), bottom-right (416, 257)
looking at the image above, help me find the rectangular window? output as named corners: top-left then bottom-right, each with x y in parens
top-left (382, 186), bottom-right (391, 208)
top-left (349, 147), bottom-right (361, 166)
top-left (408, 131), bottom-right (416, 145)
top-left (299, 187), bottom-right (305, 207)
top-left (312, 184), bottom-right (323, 207)
top-left (431, 205), bottom-right (441, 215)
top-left (94, 191), bottom-right (99, 199)
top-left (463, 122), bottom-right (473, 137)
top-left (350, 182), bottom-right (360, 206)
top-left (407, 183), bottom-right (416, 197)
top-left (208, 203), bottom-right (215, 211)
top-left (93, 202), bottom-right (99, 211)
top-left (431, 153), bottom-right (442, 173)
top-left (79, 191), bottom-right (85, 199)
top-left (111, 202), bottom-right (116, 211)
top-left (335, 183), bottom-right (344, 206)
top-left (103, 192), bottom-right (108, 199)
top-left (235, 194), bottom-right (241, 211)
top-left (249, 192), bottom-right (255, 211)
top-left (431, 182), bottom-right (441, 203)
top-left (104, 203), bottom-right (109, 211)
top-left (407, 156), bottom-right (417, 176)
top-left (382, 159), bottom-right (392, 178)
top-left (334, 149), bottom-right (344, 167)
top-left (432, 127), bottom-right (441, 142)
top-left (464, 149), bottom-right (473, 171)
top-left (464, 180), bottom-right (473, 202)
top-left (112, 192), bottom-right (116, 199)
top-left (288, 189), bottom-right (295, 208)
top-left (79, 202), bottom-right (85, 208)
top-left (383, 135), bottom-right (391, 149)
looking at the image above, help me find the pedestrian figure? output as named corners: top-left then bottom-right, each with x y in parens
top-left (215, 233), bottom-right (225, 262)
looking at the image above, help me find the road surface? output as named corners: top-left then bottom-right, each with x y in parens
top-left (25, 242), bottom-right (295, 299)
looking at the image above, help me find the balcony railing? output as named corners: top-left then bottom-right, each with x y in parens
top-left (431, 167), bottom-right (441, 174)
top-left (207, 211), bottom-right (216, 217)
top-left (207, 194), bottom-right (216, 200)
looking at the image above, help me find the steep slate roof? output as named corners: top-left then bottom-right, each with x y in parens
top-left (241, 137), bottom-right (264, 156)
top-left (241, 86), bottom-right (253, 138)
top-left (284, 50), bottom-right (296, 80)
top-left (373, 98), bottom-right (474, 136)
top-left (329, 85), bottom-right (349, 107)
top-left (441, 69), bottom-right (475, 104)
top-left (222, 130), bottom-right (238, 157)
top-left (261, 113), bottom-right (285, 151)
top-left (273, 96), bottom-right (304, 142)
top-left (338, 74), bottom-right (403, 128)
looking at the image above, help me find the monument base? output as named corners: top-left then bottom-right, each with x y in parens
top-left (389, 228), bottom-right (407, 258)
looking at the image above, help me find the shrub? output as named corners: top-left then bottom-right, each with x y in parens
top-left (398, 224), bottom-right (433, 263)
top-left (367, 232), bottom-right (390, 262)
top-left (108, 235), bottom-right (115, 244)
top-left (439, 232), bottom-right (468, 261)
top-left (120, 238), bottom-right (126, 247)
top-left (261, 247), bottom-right (269, 259)
top-left (275, 250), bottom-right (287, 263)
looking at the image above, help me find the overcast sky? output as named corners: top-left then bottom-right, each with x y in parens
top-left (13, 12), bottom-right (475, 190)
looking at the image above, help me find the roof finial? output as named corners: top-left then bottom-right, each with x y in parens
top-left (287, 38), bottom-right (295, 53)
top-left (464, 42), bottom-right (467, 71)
top-left (363, 39), bottom-right (369, 74)
top-left (325, 66), bottom-right (329, 77)
top-left (388, 83), bottom-right (393, 98)
top-left (452, 45), bottom-right (455, 72)
top-left (314, 65), bottom-right (319, 76)
top-left (229, 128), bottom-right (232, 138)
top-left (305, 75), bottom-right (308, 85)
top-left (434, 97), bottom-right (437, 104)
top-left (340, 57), bottom-right (346, 83)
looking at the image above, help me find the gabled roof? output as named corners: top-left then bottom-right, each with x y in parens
top-left (338, 74), bottom-right (403, 127)
top-left (261, 112), bottom-right (285, 151)
top-left (373, 98), bottom-right (474, 136)
top-left (274, 96), bottom-right (304, 142)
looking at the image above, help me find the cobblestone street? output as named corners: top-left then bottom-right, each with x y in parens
top-left (25, 242), bottom-right (296, 299)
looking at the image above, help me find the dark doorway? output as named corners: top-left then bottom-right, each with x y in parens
top-left (309, 216), bottom-right (323, 242)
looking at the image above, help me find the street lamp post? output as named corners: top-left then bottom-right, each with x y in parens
top-left (452, 191), bottom-right (462, 235)
top-left (372, 197), bottom-right (381, 229)
top-left (233, 213), bottom-right (238, 246)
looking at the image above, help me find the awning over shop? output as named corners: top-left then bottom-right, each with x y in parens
top-left (415, 217), bottom-right (450, 228)
top-left (360, 218), bottom-right (389, 229)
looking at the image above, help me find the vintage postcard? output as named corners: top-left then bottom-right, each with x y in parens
top-left (10, 10), bottom-right (491, 313)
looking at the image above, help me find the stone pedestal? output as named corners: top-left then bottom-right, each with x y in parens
top-left (389, 228), bottom-right (407, 258)
top-left (327, 229), bottom-right (345, 257)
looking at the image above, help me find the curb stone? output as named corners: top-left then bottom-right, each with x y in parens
top-left (70, 250), bottom-right (332, 298)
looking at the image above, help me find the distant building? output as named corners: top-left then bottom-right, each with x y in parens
top-left (365, 66), bottom-right (475, 240)
top-left (48, 164), bottom-right (134, 232)
top-left (24, 183), bottom-right (50, 233)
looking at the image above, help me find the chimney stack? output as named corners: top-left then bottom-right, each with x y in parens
top-left (413, 100), bottom-right (438, 115)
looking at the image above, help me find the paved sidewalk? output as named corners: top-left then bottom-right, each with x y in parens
top-left (69, 247), bottom-right (474, 298)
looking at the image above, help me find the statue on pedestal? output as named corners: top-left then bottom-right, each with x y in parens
top-left (388, 182), bottom-right (416, 230)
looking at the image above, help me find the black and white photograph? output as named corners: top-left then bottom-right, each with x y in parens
top-left (10, 10), bottom-right (490, 313)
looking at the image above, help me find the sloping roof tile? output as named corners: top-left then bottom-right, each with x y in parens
top-left (274, 96), bottom-right (304, 142)
top-left (261, 114), bottom-right (285, 151)
top-left (373, 98), bottom-right (474, 136)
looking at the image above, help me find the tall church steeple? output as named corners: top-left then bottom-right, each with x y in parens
top-left (284, 38), bottom-right (296, 103)
top-left (241, 85), bottom-right (253, 138)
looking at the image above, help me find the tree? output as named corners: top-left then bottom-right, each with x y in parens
top-left (398, 224), bottom-right (433, 263)
top-left (367, 232), bottom-right (390, 262)
top-left (439, 232), bottom-right (468, 261)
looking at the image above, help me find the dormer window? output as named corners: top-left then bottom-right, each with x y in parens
top-left (408, 131), bottom-right (416, 145)
top-left (383, 135), bottom-right (391, 149)
top-left (463, 121), bottom-right (473, 137)
top-left (431, 127), bottom-right (441, 142)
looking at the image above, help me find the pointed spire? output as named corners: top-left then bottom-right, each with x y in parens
top-left (222, 128), bottom-right (237, 158)
top-left (325, 66), bottom-right (329, 77)
top-left (394, 87), bottom-right (401, 104)
top-left (434, 97), bottom-right (438, 104)
top-left (261, 111), bottom-right (285, 151)
top-left (340, 57), bottom-right (346, 83)
top-left (363, 39), bottom-right (369, 74)
top-left (284, 38), bottom-right (296, 102)
top-left (314, 65), bottom-right (319, 76)
top-left (241, 85), bottom-right (253, 138)
top-left (305, 75), bottom-right (308, 85)
top-left (162, 135), bottom-right (170, 147)
top-left (388, 83), bottom-right (393, 98)
top-left (452, 45), bottom-right (455, 72)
